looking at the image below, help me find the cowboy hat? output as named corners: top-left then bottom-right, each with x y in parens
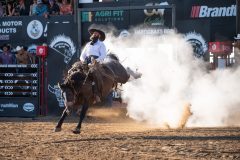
top-left (234, 34), bottom-right (240, 40)
top-left (1, 43), bottom-right (11, 50)
top-left (15, 46), bottom-right (23, 52)
top-left (88, 28), bottom-right (106, 41)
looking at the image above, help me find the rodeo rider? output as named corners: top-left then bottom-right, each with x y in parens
top-left (79, 27), bottom-right (107, 104)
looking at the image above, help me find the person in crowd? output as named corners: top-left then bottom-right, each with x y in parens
top-left (32, 0), bottom-right (48, 17)
top-left (15, 0), bottom-right (29, 16)
top-left (233, 34), bottom-right (240, 65)
top-left (48, 0), bottom-right (60, 15)
top-left (6, 2), bottom-right (16, 16)
top-left (15, 46), bottom-right (35, 64)
top-left (0, 44), bottom-right (15, 64)
top-left (80, 27), bottom-right (107, 103)
top-left (29, 0), bottom-right (37, 15)
top-left (59, 0), bottom-right (72, 15)
top-left (0, 2), bottom-right (4, 17)
top-left (233, 34), bottom-right (240, 49)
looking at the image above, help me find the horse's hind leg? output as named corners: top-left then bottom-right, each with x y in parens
top-left (72, 103), bottom-right (89, 134)
top-left (55, 107), bottom-right (69, 132)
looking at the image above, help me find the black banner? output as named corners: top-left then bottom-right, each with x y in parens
top-left (0, 15), bottom-right (74, 48)
top-left (47, 23), bottom-right (78, 115)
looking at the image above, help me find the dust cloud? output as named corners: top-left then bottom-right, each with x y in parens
top-left (104, 29), bottom-right (240, 128)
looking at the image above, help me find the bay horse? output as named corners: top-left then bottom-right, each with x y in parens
top-left (55, 54), bottom-right (130, 134)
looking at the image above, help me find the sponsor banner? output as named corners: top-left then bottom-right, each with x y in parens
top-left (188, 0), bottom-right (236, 19)
top-left (80, 2), bottom-right (130, 44)
top-left (80, 0), bottom-right (173, 44)
top-left (79, 0), bottom-right (235, 43)
top-left (190, 5), bottom-right (236, 18)
top-left (0, 15), bottom-right (74, 46)
top-left (0, 98), bottom-right (37, 117)
top-left (47, 23), bottom-right (77, 115)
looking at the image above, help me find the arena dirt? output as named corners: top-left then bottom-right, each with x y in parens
top-left (0, 107), bottom-right (240, 160)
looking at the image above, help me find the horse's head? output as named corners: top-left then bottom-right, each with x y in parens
top-left (59, 70), bottom-right (89, 107)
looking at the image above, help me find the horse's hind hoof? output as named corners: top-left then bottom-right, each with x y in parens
top-left (54, 127), bottom-right (62, 132)
top-left (72, 128), bottom-right (81, 134)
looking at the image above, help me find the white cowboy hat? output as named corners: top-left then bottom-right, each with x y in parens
top-left (16, 46), bottom-right (23, 51)
top-left (234, 34), bottom-right (240, 40)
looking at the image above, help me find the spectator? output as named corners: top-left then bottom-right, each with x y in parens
top-left (0, 44), bottom-right (15, 64)
top-left (233, 34), bottom-right (240, 65)
top-left (0, 2), bottom-right (4, 17)
top-left (59, 0), bottom-right (72, 15)
top-left (15, 0), bottom-right (29, 16)
top-left (33, 0), bottom-right (48, 17)
top-left (29, 0), bottom-right (37, 16)
top-left (48, 0), bottom-right (60, 15)
top-left (15, 46), bottom-right (35, 64)
top-left (6, 2), bottom-right (16, 16)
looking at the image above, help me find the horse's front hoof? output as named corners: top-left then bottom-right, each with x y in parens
top-left (72, 128), bottom-right (81, 134)
top-left (54, 127), bottom-right (62, 132)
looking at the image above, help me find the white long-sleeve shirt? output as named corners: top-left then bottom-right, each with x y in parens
top-left (80, 40), bottom-right (107, 63)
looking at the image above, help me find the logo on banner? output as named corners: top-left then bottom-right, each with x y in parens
top-left (191, 5), bottom-right (236, 18)
top-left (23, 103), bottom-right (35, 112)
top-left (82, 12), bottom-right (93, 22)
top-left (48, 84), bottom-right (64, 108)
top-left (27, 20), bottom-right (44, 39)
top-left (49, 34), bottom-right (76, 64)
top-left (184, 32), bottom-right (207, 58)
top-left (144, 2), bottom-right (168, 26)
top-left (119, 30), bottom-right (130, 38)
top-left (94, 10), bottom-right (124, 22)
top-left (27, 44), bottom-right (37, 54)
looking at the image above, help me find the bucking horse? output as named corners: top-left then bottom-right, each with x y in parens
top-left (55, 54), bottom-right (130, 134)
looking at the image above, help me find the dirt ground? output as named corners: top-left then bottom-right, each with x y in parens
top-left (0, 107), bottom-right (240, 160)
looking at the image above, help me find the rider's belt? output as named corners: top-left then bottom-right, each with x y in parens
top-left (85, 55), bottom-right (99, 64)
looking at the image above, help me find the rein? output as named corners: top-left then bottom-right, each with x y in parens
top-left (83, 69), bottom-right (90, 85)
